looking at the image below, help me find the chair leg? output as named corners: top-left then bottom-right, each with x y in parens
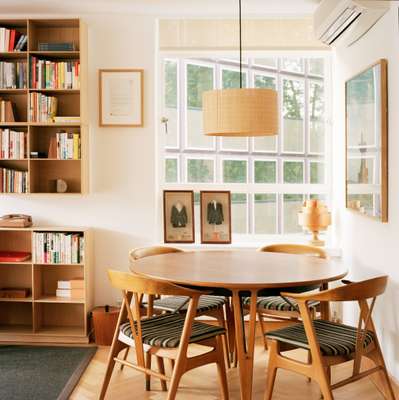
top-left (215, 308), bottom-right (231, 369)
top-left (119, 347), bottom-right (130, 371)
top-left (307, 351), bottom-right (312, 382)
top-left (215, 335), bottom-right (229, 400)
top-left (264, 340), bottom-right (278, 400)
top-left (156, 356), bottom-right (167, 392)
top-left (145, 352), bottom-right (152, 391)
top-left (225, 300), bottom-right (236, 364)
top-left (258, 311), bottom-right (268, 350)
top-left (166, 358), bottom-right (184, 400)
top-left (367, 350), bottom-right (396, 400)
top-left (317, 373), bottom-right (334, 400)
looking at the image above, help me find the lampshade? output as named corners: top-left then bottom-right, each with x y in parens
top-left (202, 88), bottom-right (278, 137)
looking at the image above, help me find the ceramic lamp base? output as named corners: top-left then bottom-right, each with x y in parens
top-left (309, 231), bottom-right (324, 247)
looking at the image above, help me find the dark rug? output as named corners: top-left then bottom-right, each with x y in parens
top-left (0, 345), bottom-right (97, 400)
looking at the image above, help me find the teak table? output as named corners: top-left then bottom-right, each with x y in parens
top-left (130, 250), bottom-right (348, 400)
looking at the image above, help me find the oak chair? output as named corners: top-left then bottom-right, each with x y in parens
top-left (264, 276), bottom-right (395, 400)
top-left (99, 269), bottom-right (229, 400)
top-left (244, 244), bottom-right (327, 350)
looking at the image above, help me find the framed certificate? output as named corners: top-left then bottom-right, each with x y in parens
top-left (99, 69), bottom-right (143, 127)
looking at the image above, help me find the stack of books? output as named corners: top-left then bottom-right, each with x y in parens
top-left (0, 128), bottom-right (27, 159)
top-left (30, 57), bottom-right (80, 89)
top-left (38, 42), bottom-right (75, 51)
top-left (0, 99), bottom-right (15, 122)
top-left (0, 28), bottom-right (27, 52)
top-left (0, 167), bottom-right (28, 193)
top-left (56, 278), bottom-right (84, 299)
top-left (0, 61), bottom-right (27, 88)
top-left (29, 92), bottom-right (57, 122)
top-left (56, 131), bottom-right (81, 159)
top-left (34, 232), bottom-right (84, 264)
top-left (52, 116), bottom-right (80, 124)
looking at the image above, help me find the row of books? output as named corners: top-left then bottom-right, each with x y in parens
top-left (0, 99), bottom-right (15, 122)
top-left (0, 167), bottom-right (28, 193)
top-left (30, 57), bottom-right (80, 89)
top-left (0, 28), bottom-right (27, 52)
top-left (38, 42), bottom-right (75, 51)
top-left (0, 61), bottom-right (27, 89)
top-left (29, 92), bottom-right (57, 122)
top-left (34, 232), bottom-right (84, 264)
top-left (55, 131), bottom-right (81, 160)
top-left (56, 278), bottom-right (84, 299)
top-left (0, 129), bottom-right (27, 159)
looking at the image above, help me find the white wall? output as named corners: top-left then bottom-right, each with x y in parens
top-left (0, 14), bottom-right (159, 306)
top-left (333, 5), bottom-right (399, 379)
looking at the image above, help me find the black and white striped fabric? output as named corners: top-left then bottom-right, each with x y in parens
top-left (120, 312), bottom-right (225, 348)
top-left (243, 296), bottom-right (319, 312)
top-left (153, 295), bottom-right (226, 313)
top-left (266, 320), bottom-right (375, 356)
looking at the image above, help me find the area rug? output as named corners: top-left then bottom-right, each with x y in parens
top-left (0, 345), bottom-right (97, 400)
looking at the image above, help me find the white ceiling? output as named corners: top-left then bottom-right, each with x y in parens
top-left (0, 0), bottom-right (321, 17)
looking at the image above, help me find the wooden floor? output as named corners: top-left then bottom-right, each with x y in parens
top-left (71, 336), bottom-right (385, 400)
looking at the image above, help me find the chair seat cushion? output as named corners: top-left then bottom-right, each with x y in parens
top-left (153, 295), bottom-right (226, 313)
top-left (243, 296), bottom-right (319, 312)
top-left (119, 312), bottom-right (225, 348)
top-left (266, 319), bottom-right (375, 356)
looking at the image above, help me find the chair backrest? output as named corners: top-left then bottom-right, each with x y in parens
top-left (258, 243), bottom-right (327, 259)
top-left (129, 245), bottom-right (183, 262)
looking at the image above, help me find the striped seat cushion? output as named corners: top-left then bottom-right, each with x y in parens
top-left (266, 320), bottom-right (374, 356)
top-left (120, 312), bottom-right (225, 348)
top-left (243, 296), bottom-right (319, 312)
top-left (153, 295), bottom-right (226, 313)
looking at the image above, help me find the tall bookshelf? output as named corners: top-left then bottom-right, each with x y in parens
top-left (0, 19), bottom-right (87, 194)
top-left (0, 226), bottom-right (92, 344)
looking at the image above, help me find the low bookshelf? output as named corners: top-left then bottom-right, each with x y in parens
top-left (0, 226), bottom-right (92, 344)
top-left (0, 18), bottom-right (88, 194)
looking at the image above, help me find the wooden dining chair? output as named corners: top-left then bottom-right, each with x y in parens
top-left (244, 244), bottom-right (327, 350)
top-left (99, 269), bottom-right (229, 400)
top-left (129, 246), bottom-right (231, 369)
top-left (264, 276), bottom-right (395, 400)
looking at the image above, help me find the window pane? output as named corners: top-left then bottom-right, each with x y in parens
top-left (223, 160), bottom-right (247, 183)
top-left (310, 162), bottom-right (325, 184)
top-left (254, 194), bottom-right (277, 234)
top-left (254, 75), bottom-right (276, 89)
top-left (283, 79), bottom-right (304, 152)
top-left (309, 81), bottom-right (325, 153)
top-left (282, 58), bottom-right (304, 73)
top-left (309, 58), bottom-right (324, 76)
top-left (165, 158), bottom-right (178, 183)
top-left (187, 159), bottom-right (214, 183)
top-left (283, 194), bottom-right (303, 233)
top-left (310, 194), bottom-right (326, 201)
top-left (186, 64), bottom-right (214, 149)
top-left (254, 160), bottom-right (276, 183)
top-left (232, 193), bottom-right (247, 234)
top-left (164, 60), bottom-right (178, 148)
top-left (221, 69), bottom-right (248, 151)
top-left (253, 136), bottom-right (277, 152)
top-left (284, 161), bottom-right (304, 183)
top-left (253, 58), bottom-right (277, 69)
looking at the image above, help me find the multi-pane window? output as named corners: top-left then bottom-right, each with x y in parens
top-left (161, 57), bottom-right (329, 236)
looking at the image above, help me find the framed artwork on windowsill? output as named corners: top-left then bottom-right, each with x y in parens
top-left (99, 69), bottom-right (144, 127)
top-left (163, 190), bottom-right (195, 243)
top-left (200, 191), bottom-right (231, 244)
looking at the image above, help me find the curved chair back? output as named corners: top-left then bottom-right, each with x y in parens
top-left (129, 245), bottom-right (183, 262)
top-left (258, 243), bottom-right (327, 259)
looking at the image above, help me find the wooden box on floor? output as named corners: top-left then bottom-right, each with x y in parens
top-left (0, 226), bottom-right (92, 344)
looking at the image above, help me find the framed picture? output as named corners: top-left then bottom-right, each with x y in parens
top-left (99, 69), bottom-right (143, 127)
top-left (200, 191), bottom-right (231, 244)
top-left (345, 59), bottom-right (388, 222)
top-left (163, 190), bottom-right (195, 243)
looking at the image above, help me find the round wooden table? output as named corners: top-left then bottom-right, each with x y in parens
top-left (130, 250), bottom-right (347, 400)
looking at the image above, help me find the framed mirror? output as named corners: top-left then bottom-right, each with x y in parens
top-left (346, 59), bottom-right (388, 222)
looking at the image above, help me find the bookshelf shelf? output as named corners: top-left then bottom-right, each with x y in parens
top-left (0, 18), bottom-right (87, 194)
top-left (0, 227), bottom-right (92, 343)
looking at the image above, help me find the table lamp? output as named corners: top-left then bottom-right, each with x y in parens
top-left (298, 199), bottom-right (331, 247)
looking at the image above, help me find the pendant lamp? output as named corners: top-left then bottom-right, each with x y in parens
top-left (203, 0), bottom-right (278, 137)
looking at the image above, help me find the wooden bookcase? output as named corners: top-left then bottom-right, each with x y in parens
top-left (0, 19), bottom-right (88, 194)
top-left (0, 227), bottom-right (93, 344)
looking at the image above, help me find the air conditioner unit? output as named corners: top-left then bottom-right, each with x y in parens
top-left (314, 0), bottom-right (389, 46)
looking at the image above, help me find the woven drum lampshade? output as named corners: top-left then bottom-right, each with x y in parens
top-left (202, 88), bottom-right (278, 137)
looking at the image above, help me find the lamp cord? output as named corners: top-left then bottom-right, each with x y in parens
top-left (239, 0), bottom-right (242, 89)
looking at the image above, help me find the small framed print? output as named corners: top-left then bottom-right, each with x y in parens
top-left (99, 69), bottom-right (143, 127)
top-left (200, 191), bottom-right (231, 244)
top-left (163, 190), bottom-right (195, 243)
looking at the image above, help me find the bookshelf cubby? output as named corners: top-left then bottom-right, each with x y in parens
top-left (0, 18), bottom-right (87, 194)
top-left (0, 227), bottom-right (92, 344)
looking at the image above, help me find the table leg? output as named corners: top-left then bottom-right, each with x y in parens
top-left (320, 282), bottom-right (330, 320)
top-left (232, 290), bottom-right (258, 400)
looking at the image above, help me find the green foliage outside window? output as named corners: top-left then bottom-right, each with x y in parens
top-left (284, 161), bottom-right (304, 183)
top-left (165, 60), bottom-right (177, 108)
top-left (186, 64), bottom-right (213, 109)
top-left (222, 69), bottom-right (247, 89)
top-left (165, 159), bottom-right (178, 182)
top-left (187, 159), bottom-right (213, 183)
top-left (223, 160), bottom-right (247, 183)
top-left (254, 161), bottom-right (276, 183)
